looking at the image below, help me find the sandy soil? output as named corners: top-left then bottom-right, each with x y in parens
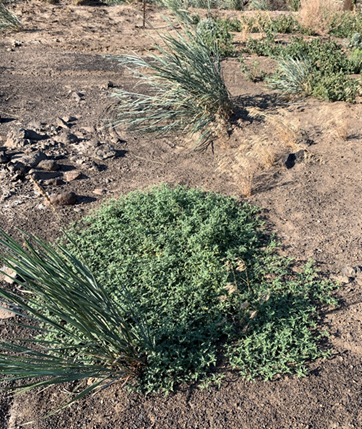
top-left (0, 2), bottom-right (362, 428)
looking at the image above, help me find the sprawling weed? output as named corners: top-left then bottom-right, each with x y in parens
top-left (0, 186), bottom-right (337, 410)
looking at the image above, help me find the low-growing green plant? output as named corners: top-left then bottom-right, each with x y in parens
top-left (246, 35), bottom-right (362, 102)
top-left (216, 16), bottom-right (243, 32)
top-left (197, 17), bottom-right (235, 57)
top-left (288, 0), bottom-right (300, 11)
top-left (0, 186), bottom-right (338, 412)
top-left (0, 1), bottom-right (21, 31)
top-left (239, 55), bottom-right (266, 82)
top-left (0, 231), bottom-right (155, 416)
top-left (249, 0), bottom-right (269, 10)
top-left (348, 48), bottom-right (362, 73)
top-left (109, 27), bottom-right (233, 150)
top-left (329, 11), bottom-right (362, 38)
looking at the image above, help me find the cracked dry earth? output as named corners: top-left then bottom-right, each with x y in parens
top-left (1, 2), bottom-right (362, 428)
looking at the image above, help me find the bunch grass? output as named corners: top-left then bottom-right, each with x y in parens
top-left (0, 230), bottom-right (154, 416)
top-left (267, 56), bottom-right (313, 96)
top-left (0, 2), bottom-right (21, 31)
top-left (109, 26), bottom-right (233, 150)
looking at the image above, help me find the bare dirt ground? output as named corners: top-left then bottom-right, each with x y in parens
top-left (1, 2), bottom-right (362, 428)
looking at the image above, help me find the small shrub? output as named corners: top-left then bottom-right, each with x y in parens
top-left (348, 48), bottom-right (362, 73)
top-left (216, 16), bottom-right (243, 32)
top-left (0, 2), bottom-right (21, 31)
top-left (63, 185), bottom-right (337, 391)
top-left (249, 0), bottom-right (270, 10)
top-left (288, 0), bottom-right (300, 11)
top-left (239, 55), bottom-right (266, 82)
top-left (329, 12), bottom-right (362, 38)
top-left (197, 17), bottom-right (235, 57)
top-left (245, 35), bottom-right (362, 102)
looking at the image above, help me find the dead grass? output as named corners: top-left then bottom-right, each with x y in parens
top-left (218, 108), bottom-right (302, 197)
top-left (324, 107), bottom-right (350, 140)
top-left (297, 0), bottom-right (342, 35)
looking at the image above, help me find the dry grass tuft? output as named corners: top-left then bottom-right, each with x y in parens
top-left (324, 108), bottom-right (350, 140)
top-left (297, 0), bottom-right (342, 35)
top-left (218, 108), bottom-right (302, 197)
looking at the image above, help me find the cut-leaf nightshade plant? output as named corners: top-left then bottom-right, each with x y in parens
top-left (0, 186), bottom-right (338, 417)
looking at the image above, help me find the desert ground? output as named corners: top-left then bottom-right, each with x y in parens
top-left (0, 1), bottom-right (362, 428)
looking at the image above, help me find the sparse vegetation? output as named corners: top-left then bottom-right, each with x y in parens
top-left (245, 35), bottom-right (362, 102)
top-left (197, 17), bottom-right (235, 57)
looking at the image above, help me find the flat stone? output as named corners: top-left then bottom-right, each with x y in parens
top-left (0, 266), bottom-right (18, 285)
top-left (341, 265), bottom-right (362, 278)
top-left (63, 115), bottom-right (77, 123)
top-left (330, 274), bottom-right (351, 284)
top-left (28, 170), bottom-right (62, 181)
top-left (49, 191), bottom-right (77, 206)
top-left (10, 151), bottom-right (47, 171)
top-left (93, 188), bottom-right (106, 195)
top-left (36, 159), bottom-right (60, 171)
top-left (43, 178), bottom-right (65, 187)
top-left (94, 143), bottom-right (116, 160)
top-left (56, 117), bottom-right (70, 129)
top-left (65, 170), bottom-right (82, 181)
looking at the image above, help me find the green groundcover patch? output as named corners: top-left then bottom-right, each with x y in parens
top-left (62, 185), bottom-right (336, 393)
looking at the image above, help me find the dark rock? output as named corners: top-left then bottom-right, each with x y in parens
top-left (0, 150), bottom-right (10, 164)
top-left (10, 151), bottom-right (47, 171)
top-left (43, 178), bottom-right (65, 187)
top-left (57, 130), bottom-right (79, 145)
top-left (36, 159), bottom-right (60, 171)
top-left (49, 191), bottom-right (77, 206)
top-left (282, 150), bottom-right (305, 169)
top-left (5, 127), bottom-right (48, 149)
top-left (94, 143), bottom-right (116, 160)
top-left (28, 170), bottom-right (62, 181)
